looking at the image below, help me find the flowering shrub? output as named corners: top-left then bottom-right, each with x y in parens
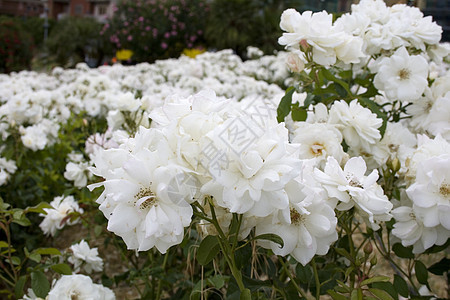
top-left (0, 1), bottom-right (450, 299)
top-left (103, 0), bottom-right (208, 63)
top-left (46, 17), bottom-right (110, 68)
top-left (0, 17), bottom-right (34, 73)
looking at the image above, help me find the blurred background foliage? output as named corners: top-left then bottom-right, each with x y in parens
top-left (0, 0), bottom-right (313, 73)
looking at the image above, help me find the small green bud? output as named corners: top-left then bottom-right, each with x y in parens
top-left (370, 255), bottom-right (377, 266)
top-left (388, 158), bottom-right (401, 173)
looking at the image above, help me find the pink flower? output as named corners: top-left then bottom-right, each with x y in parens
top-left (164, 32), bottom-right (170, 39)
top-left (161, 42), bottom-right (168, 49)
top-left (127, 35), bottom-right (133, 41)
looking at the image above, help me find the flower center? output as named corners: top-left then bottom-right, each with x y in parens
top-left (70, 292), bottom-right (80, 300)
top-left (290, 207), bottom-right (305, 226)
top-left (440, 183), bottom-right (450, 197)
top-left (398, 68), bottom-right (411, 80)
top-left (310, 143), bottom-right (324, 156)
top-left (134, 187), bottom-right (157, 210)
top-left (346, 174), bottom-right (363, 188)
top-left (388, 144), bottom-right (399, 152)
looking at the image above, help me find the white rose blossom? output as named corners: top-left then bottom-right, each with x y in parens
top-left (406, 154), bottom-right (450, 231)
top-left (68, 240), bottom-right (104, 274)
top-left (256, 164), bottom-right (338, 265)
top-left (39, 195), bottom-right (84, 236)
top-left (278, 9), bottom-right (364, 66)
top-left (391, 206), bottom-right (450, 254)
top-left (328, 100), bottom-right (382, 152)
top-left (47, 274), bottom-right (115, 300)
top-left (372, 47), bottom-right (429, 102)
top-left (89, 127), bottom-right (195, 253)
top-left (291, 122), bottom-right (346, 167)
top-left (314, 156), bottom-right (393, 229)
top-left (0, 157), bottom-right (17, 186)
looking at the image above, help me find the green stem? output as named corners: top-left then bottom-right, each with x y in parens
top-left (0, 273), bottom-right (15, 287)
top-left (279, 258), bottom-right (308, 299)
top-left (207, 201), bottom-right (246, 292)
top-left (231, 214), bottom-right (242, 252)
top-left (4, 218), bottom-right (17, 282)
top-left (311, 258), bottom-right (321, 300)
top-left (373, 233), bottom-right (419, 294)
top-left (156, 251), bottom-right (170, 300)
top-left (216, 237), bottom-right (245, 291)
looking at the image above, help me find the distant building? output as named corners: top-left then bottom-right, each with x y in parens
top-left (0, 0), bottom-right (45, 17)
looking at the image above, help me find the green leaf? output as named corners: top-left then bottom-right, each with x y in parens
top-left (277, 87), bottom-right (295, 123)
top-left (0, 241), bottom-right (8, 248)
top-left (392, 243), bottom-right (414, 259)
top-left (336, 280), bottom-right (351, 293)
top-left (29, 253), bottom-right (41, 263)
top-left (252, 233), bottom-right (284, 248)
top-left (344, 266), bottom-right (355, 280)
top-left (350, 288), bottom-right (363, 300)
top-left (303, 93), bottom-right (315, 108)
top-left (415, 261), bottom-right (428, 285)
top-left (14, 275), bottom-right (27, 299)
top-left (190, 280), bottom-right (202, 300)
top-left (339, 70), bottom-right (352, 80)
top-left (94, 225), bottom-right (103, 237)
top-left (334, 82), bottom-right (348, 98)
top-left (328, 290), bottom-right (348, 300)
top-left (12, 209), bottom-right (24, 220)
top-left (296, 263), bottom-right (312, 284)
top-left (428, 257), bottom-right (450, 275)
top-left (207, 275), bottom-right (226, 289)
top-left (51, 263), bottom-right (72, 275)
top-left (196, 235), bottom-right (220, 265)
top-left (424, 239), bottom-right (450, 254)
top-left (228, 213), bottom-right (240, 240)
top-left (334, 247), bottom-right (352, 260)
top-left (393, 274), bottom-right (409, 298)
top-left (24, 202), bottom-right (52, 214)
top-left (291, 106), bottom-right (308, 122)
top-left (372, 282), bottom-right (398, 300)
top-left (321, 68), bottom-right (351, 96)
top-left (240, 288), bottom-right (251, 300)
top-left (11, 211), bottom-right (31, 226)
top-left (31, 271), bottom-right (50, 298)
top-left (369, 288), bottom-right (394, 300)
top-left (10, 256), bottom-right (20, 265)
top-left (34, 248), bottom-right (62, 256)
top-left (360, 276), bottom-right (390, 286)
